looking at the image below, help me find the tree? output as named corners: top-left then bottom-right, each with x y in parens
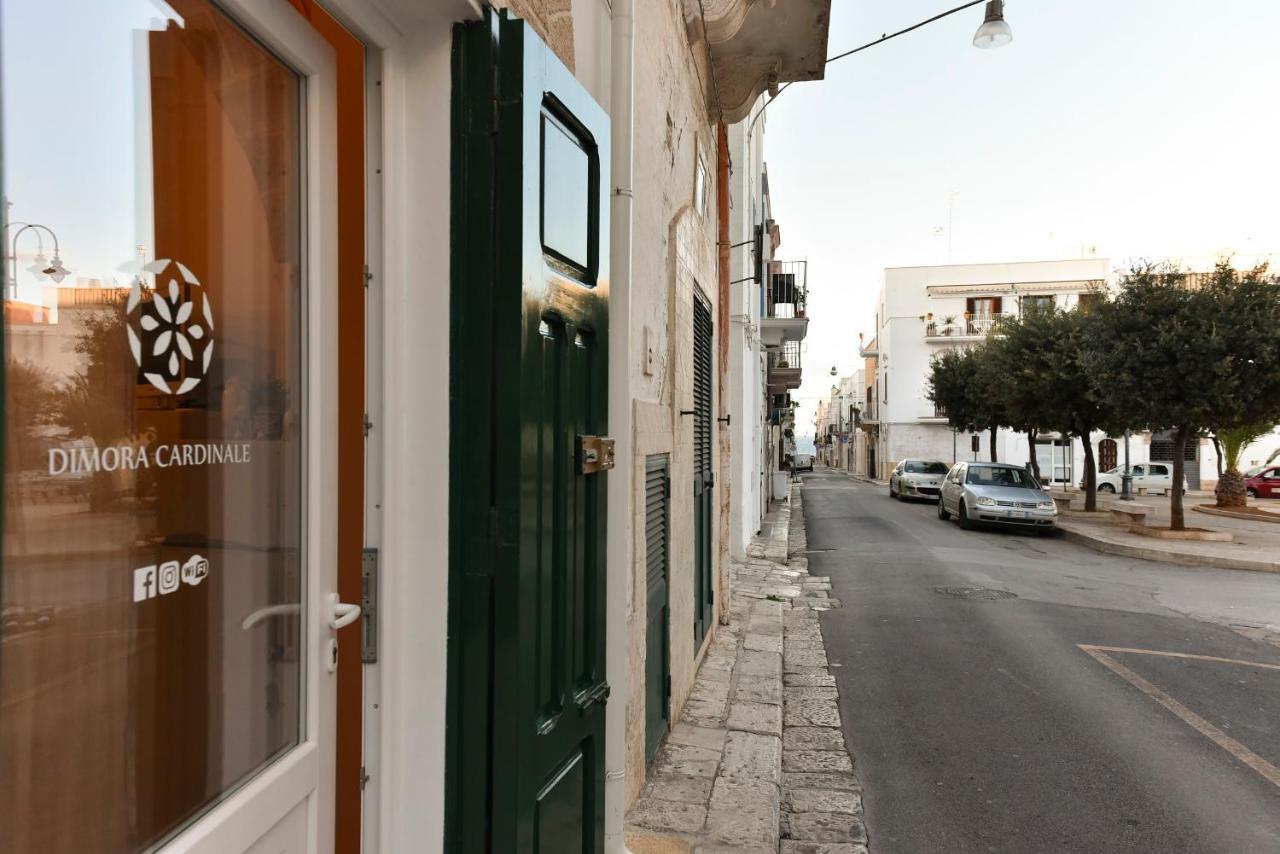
top-left (1084, 261), bottom-right (1280, 529)
top-left (992, 301), bottom-right (1121, 511)
top-left (1212, 423), bottom-right (1275, 507)
top-left (926, 345), bottom-right (1006, 462)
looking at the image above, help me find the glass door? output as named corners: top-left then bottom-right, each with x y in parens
top-left (1, 1), bottom-right (341, 851)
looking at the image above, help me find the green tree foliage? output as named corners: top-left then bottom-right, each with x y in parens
top-left (926, 345), bottom-right (1005, 462)
top-left (990, 302), bottom-right (1118, 510)
top-left (1084, 262), bottom-right (1280, 529)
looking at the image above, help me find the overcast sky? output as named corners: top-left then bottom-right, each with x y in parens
top-left (766, 0), bottom-right (1280, 437)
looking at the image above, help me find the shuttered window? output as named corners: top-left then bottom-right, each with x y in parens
top-left (644, 454), bottom-right (670, 760)
top-left (692, 291), bottom-right (714, 646)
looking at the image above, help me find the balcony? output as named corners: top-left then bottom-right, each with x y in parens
top-left (924, 313), bottom-right (1005, 341)
top-left (767, 340), bottom-right (802, 393)
top-left (760, 260), bottom-right (810, 348)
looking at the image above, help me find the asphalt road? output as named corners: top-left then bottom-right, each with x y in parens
top-left (800, 467), bottom-right (1280, 854)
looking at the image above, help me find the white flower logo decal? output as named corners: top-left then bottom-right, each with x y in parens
top-left (126, 259), bottom-right (215, 395)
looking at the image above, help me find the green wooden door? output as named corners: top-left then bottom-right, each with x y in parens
top-left (449, 10), bottom-right (610, 854)
top-left (644, 454), bottom-right (670, 760)
top-left (692, 292), bottom-right (714, 647)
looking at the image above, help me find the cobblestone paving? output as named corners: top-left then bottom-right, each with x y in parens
top-left (626, 485), bottom-right (868, 854)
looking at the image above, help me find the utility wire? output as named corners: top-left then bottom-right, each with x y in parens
top-left (747, 0), bottom-right (987, 138)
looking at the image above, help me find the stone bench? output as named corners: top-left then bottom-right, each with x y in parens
top-left (1110, 505), bottom-right (1153, 527)
top-left (1052, 495), bottom-right (1074, 513)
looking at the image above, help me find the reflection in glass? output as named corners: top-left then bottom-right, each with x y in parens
top-left (1, 1), bottom-right (304, 850)
top-left (541, 112), bottom-right (592, 274)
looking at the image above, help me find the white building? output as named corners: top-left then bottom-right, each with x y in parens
top-left (869, 259), bottom-right (1113, 482)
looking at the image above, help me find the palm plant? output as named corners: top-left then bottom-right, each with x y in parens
top-left (1214, 423), bottom-right (1276, 507)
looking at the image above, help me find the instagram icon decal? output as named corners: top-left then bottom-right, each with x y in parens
top-left (133, 554), bottom-right (211, 603)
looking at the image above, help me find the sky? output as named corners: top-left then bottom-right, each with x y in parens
top-left (765, 0), bottom-right (1280, 437)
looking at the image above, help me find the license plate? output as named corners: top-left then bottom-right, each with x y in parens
top-left (1013, 511), bottom-right (1030, 519)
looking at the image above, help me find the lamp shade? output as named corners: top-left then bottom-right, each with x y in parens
top-left (973, 0), bottom-right (1012, 49)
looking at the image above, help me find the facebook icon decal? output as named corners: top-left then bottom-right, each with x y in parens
top-left (133, 565), bottom-right (158, 602)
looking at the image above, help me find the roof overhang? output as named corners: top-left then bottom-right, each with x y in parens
top-left (925, 280), bottom-right (1102, 297)
top-left (685, 0), bottom-right (833, 123)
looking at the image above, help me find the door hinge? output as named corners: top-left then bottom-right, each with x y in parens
top-left (359, 766), bottom-right (370, 790)
top-left (664, 476), bottom-right (671, 500)
top-left (664, 674), bottom-right (672, 702)
top-left (363, 414), bottom-right (373, 437)
top-left (361, 548), bottom-right (379, 663)
top-left (363, 264), bottom-right (373, 288)
top-left (707, 472), bottom-right (716, 489)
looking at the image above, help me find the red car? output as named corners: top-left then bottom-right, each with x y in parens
top-left (1245, 465), bottom-right (1280, 499)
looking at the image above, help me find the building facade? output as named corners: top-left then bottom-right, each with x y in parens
top-left (0, 1), bottom-right (830, 853)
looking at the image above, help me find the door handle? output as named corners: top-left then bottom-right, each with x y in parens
top-left (327, 592), bottom-right (362, 630)
top-left (574, 681), bottom-right (610, 713)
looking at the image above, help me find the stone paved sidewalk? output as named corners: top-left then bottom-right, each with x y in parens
top-left (626, 486), bottom-right (868, 854)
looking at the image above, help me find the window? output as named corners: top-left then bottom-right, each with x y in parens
top-left (905, 461), bottom-right (950, 474)
top-left (694, 151), bottom-right (709, 218)
top-left (541, 108), bottom-right (594, 278)
top-left (1148, 464), bottom-right (1170, 476)
top-left (1020, 294), bottom-right (1054, 312)
top-left (2, 2), bottom-right (304, 849)
top-left (966, 465), bottom-right (1037, 488)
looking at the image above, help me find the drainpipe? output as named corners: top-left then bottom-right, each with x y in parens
top-left (605, 0), bottom-right (634, 850)
top-left (716, 121), bottom-right (731, 626)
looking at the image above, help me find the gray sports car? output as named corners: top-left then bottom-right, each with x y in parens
top-left (937, 461), bottom-right (1057, 532)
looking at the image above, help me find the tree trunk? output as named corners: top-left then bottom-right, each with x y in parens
top-left (1026, 430), bottom-right (1041, 481)
top-left (1169, 426), bottom-right (1189, 531)
top-left (1215, 469), bottom-right (1248, 508)
top-left (1211, 435), bottom-right (1223, 480)
top-left (1080, 430), bottom-right (1098, 512)
top-left (989, 424), bottom-right (998, 462)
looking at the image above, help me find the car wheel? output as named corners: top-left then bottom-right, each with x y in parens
top-left (889, 482), bottom-right (897, 498)
top-left (1247, 488), bottom-right (1258, 498)
top-left (1099, 483), bottom-right (1116, 493)
top-left (957, 500), bottom-right (972, 530)
top-left (937, 499), bottom-right (951, 521)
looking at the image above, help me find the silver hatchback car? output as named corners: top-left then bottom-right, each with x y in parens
top-left (937, 461), bottom-right (1057, 532)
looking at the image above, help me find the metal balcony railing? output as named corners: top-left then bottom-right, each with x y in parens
top-left (767, 260), bottom-right (807, 319)
top-left (924, 313), bottom-right (1004, 338)
top-left (768, 341), bottom-right (802, 373)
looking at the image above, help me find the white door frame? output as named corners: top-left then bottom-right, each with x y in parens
top-left (166, 0), bottom-right (340, 850)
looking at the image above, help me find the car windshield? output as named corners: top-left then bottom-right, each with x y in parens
top-left (1244, 465), bottom-right (1267, 477)
top-left (965, 465), bottom-right (1038, 488)
top-left (905, 461), bottom-right (949, 474)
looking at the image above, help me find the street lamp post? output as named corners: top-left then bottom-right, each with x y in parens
top-left (3, 199), bottom-right (71, 299)
top-left (1120, 430), bottom-right (1134, 501)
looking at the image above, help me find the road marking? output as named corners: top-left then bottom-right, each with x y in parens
top-left (1078, 645), bottom-right (1280, 788)
top-left (1079, 644), bottom-right (1280, 672)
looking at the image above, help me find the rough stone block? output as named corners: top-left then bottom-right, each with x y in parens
top-left (782, 750), bottom-right (853, 774)
top-left (738, 650), bottom-right (783, 678)
top-left (721, 731), bottom-right (781, 783)
top-left (782, 811), bottom-right (866, 844)
top-left (784, 698), bottom-right (841, 728)
top-left (640, 773), bottom-right (715, 805)
top-left (705, 778), bottom-right (780, 846)
top-left (783, 727), bottom-right (845, 752)
top-left (626, 797), bottom-right (708, 834)
top-left (653, 742), bottom-right (722, 778)
top-left (785, 686), bottom-right (839, 702)
top-left (784, 673), bottom-right (836, 688)
top-left (782, 772), bottom-right (862, 792)
top-left (666, 723), bottom-right (727, 752)
top-left (734, 675), bottom-right (782, 705)
top-left (744, 633), bottom-right (784, 653)
top-left (726, 700), bottom-right (783, 736)
top-left (680, 697), bottom-right (727, 728)
top-left (779, 843), bottom-right (868, 854)
top-left (785, 787), bottom-right (862, 815)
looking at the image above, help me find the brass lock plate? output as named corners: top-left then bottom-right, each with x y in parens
top-left (579, 435), bottom-right (616, 474)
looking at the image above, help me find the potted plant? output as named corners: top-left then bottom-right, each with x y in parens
top-left (941, 315), bottom-right (957, 336)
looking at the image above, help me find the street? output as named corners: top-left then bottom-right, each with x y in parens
top-left (801, 468), bottom-right (1280, 853)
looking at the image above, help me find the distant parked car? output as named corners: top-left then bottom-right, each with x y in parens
top-left (938, 461), bottom-right (1057, 533)
top-left (888, 459), bottom-right (949, 501)
top-left (794, 453), bottom-right (814, 473)
top-left (1085, 463), bottom-right (1186, 495)
top-left (1246, 466), bottom-right (1280, 498)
